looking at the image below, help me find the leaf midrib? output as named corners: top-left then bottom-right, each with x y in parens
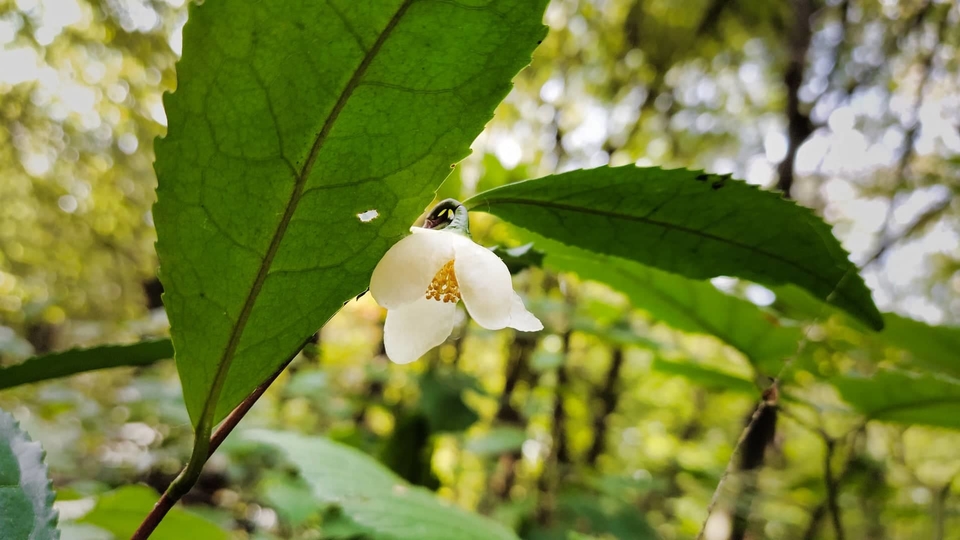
top-left (473, 196), bottom-right (858, 312)
top-left (198, 0), bottom-right (416, 424)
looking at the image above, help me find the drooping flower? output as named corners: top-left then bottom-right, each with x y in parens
top-left (370, 203), bottom-right (542, 364)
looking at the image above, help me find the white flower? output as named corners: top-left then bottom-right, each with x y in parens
top-left (370, 227), bottom-right (543, 364)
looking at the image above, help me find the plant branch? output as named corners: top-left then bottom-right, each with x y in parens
top-left (801, 428), bottom-right (863, 540)
top-left (586, 347), bottom-right (625, 466)
top-left (696, 268), bottom-right (854, 540)
top-left (131, 353), bottom-right (296, 539)
top-left (934, 477), bottom-right (956, 540)
top-left (694, 390), bottom-right (775, 540)
top-left (823, 438), bottom-right (846, 540)
top-left (863, 195), bottom-right (952, 266)
top-left (864, 5), bottom-right (948, 268)
top-left (729, 385), bottom-right (780, 540)
top-left (775, 0), bottom-right (815, 197)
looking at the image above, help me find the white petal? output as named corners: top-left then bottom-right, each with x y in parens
top-left (370, 228), bottom-right (456, 309)
top-left (507, 293), bottom-right (543, 332)
top-left (383, 296), bottom-right (458, 364)
top-left (454, 240), bottom-right (515, 330)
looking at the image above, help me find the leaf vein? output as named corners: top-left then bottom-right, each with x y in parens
top-left (195, 0), bottom-right (417, 429)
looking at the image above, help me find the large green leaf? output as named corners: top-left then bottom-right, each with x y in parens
top-left (651, 358), bottom-right (757, 395)
top-left (0, 340), bottom-right (172, 391)
top-left (832, 370), bottom-right (960, 429)
top-left (879, 314), bottom-right (960, 378)
top-left (0, 408), bottom-right (58, 540)
top-left (78, 486), bottom-right (227, 540)
top-left (465, 166), bottom-right (882, 330)
top-left (245, 430), bottom-right (519, 540)
top-left (154, 0), bottom-right (549, 424)
top-left (541, 242), bottom-right (801, 376)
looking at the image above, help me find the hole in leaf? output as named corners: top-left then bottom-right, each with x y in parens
top-left (357, 209), bottom-right (379, 223)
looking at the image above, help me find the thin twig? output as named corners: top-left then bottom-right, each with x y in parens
top-left (586, 347), bottom-right (625, 466)
top-left (780, 388), bottom-right (867, 539)
top-left (823, 438), bottom-right (846, 540)
top-left (933, 476), bottom-right (957, 540)
top-left (800, 426), bottom-right (864, 540)
top-left (864, 5), bottom-right (949, 268)
top-left (131, 356), bottom-right (293, 539)
top-left (863, 187), bottom-right (952, 267)
top-left (696, 266), bottom-right (857, 538)
top-left (695, 397), bottom-right (772, 540)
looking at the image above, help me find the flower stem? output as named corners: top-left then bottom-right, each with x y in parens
top-left (130, 355), bottom-right (293, 539)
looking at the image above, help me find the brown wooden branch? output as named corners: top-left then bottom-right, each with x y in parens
top-left (696, 386), bottom-right (779, 540)
top-left (729, 386), bottom-right (780, 540)
top-left (801, 427), bottom-right (864, 540)
top-left (586, 347), bottom-right (625, 466)
top-left (776, 0), bottom-right (815, 197)
top-left (823, 438), bottom-right (846, 540)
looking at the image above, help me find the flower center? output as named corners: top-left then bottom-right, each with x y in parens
top-left (425, 260), bottom-right (460, 303)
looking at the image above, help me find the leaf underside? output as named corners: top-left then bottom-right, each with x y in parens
top-left (466, 166), bottom-right (883, 330)
top-left (833, 370), bottom-right (960, 429)
top-left (0, 409), bottom-right (59, 540)
top-left (879, 313), bottom-right (960, 378)
top-left (245, 430), bottom-right (519, 540)
top-left (540, 240), bottom-right (802, 376)
top-left (154, 0), bottom-right (549, 424)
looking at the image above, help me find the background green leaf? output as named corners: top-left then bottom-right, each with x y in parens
top-left (879, 314), bottom-right (960, 378)
top-left (245, 430), bottom-right (520, 540)
top-left (464, 427), bottom-right (528, 456)
top-left (540, 241), bottom-right (801, 376)
top-left (154, 0), bottom-right (549, 425)
top-left (0, 340), bottom-right (172, 391)
top-left (832, 370), bottom-right (960, 429)
top-left (77, 485), bottom-right (227, 540)
top-left (489, 243), bottom-right (545, 275)
top-left (466, 166), bottom-right (882, 330)
top-left (0, 408), bottom-right (58, 540)
top-left (651, 358), bottom-right (758, 395)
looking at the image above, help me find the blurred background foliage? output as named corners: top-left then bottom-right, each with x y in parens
top-left (1, 0), bottom-right (960, 539)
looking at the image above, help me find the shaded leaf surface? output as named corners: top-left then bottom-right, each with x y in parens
top-left (0, 340), bottom-right (172, 391)
top-left (541, 242), bottom-right (801, 376)
top-left (245, 430), bottom-right (519, 540)
top-left (78, 486), bottom-right (226, 540)
top-left (154, 0), bottom-right (549, 424)
top-left (466, 166), bottom-right (882, 330)
top-left (833, 370), bottom-right (960, 429)
top-left (258, 473), bottom-right (320, 528)
top-left (489, 243), bottom-right (545, 275)
top-left (651, 358), bottom-right (757, 395)
top-left (418, 370), bottom-right (481, 432)
top-left (0, 408), bottom-right (58, 540)
top-left (880, 314), bottom-right (960, 378)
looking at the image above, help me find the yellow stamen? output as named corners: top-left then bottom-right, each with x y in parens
top-left (425, 260), bottom-right (460, 303)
